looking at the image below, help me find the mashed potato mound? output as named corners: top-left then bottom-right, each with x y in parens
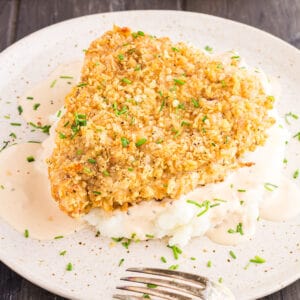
top-left (47, 26), bottom-right (274, 217)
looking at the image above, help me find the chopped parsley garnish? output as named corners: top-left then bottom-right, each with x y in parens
top-left (60, 75), bottom-right (74, 79)
top-left (121, 137), bottom-right (130, 147)
top-left (284, 112), bottom-right (298, 124)
top-left (59, 250), bottom-right (67, 256)
top-left (50, 79), bottom-right (57, 88)
top-left (59, 132), bottom-right (66, 139)
top-left (121, 77), bottom-right (132, 84)
top-left (191, 98), bottom-right (200, 108)
top-left (102, 170), bottom-right (110, 177)
top-left (228, 222), bottom-right (244, 235)
top-left (54, 235), bottom-right (64, 239)
top-left (92, 191), bottom-right (101, 195)
top-left (24, 229), bottom-right (29, 238)
top-left (17, 105), bottom-right (23, 115)
top-left (10, 123), bottom-right (22, 126)
top-left (207, 260), bottom-right (212, 268)
top-left (26, 156), bottom-right (35, 162)
top-left (118, 258), bottom-right (125, 267)
top-left (118, 54), bottom-right (124, 61)
top-left (293, 169), bottom-right (299, 179)
top-left (66, 262), bottom-right (73, 271)
top-left (33, 103), bottom-right (40, 110)
top-left (168, 264), bottom-right (179, 270)
top-left (204, 45), bottom-right (213, 53)
top-left (147, 284), bottom-right (157, 289)
top-left (161, 256), bottom-right (167, 263)
top-left (29, 122), bottom-right (51, 134)
top-left (229, 250), bottom-right (237, 259)
top-left (167, 245), bottom-right (182, 260)
top-left (77, 82), bottom-right (87, 87)
top-left (293, 132), bottom-right (300, 141)
top-left (264, 182), bottom-right (278, 191)
top-left (173, 78), bottom-right (186, 86)
top-left (135, 138), bottom-right (147, 147)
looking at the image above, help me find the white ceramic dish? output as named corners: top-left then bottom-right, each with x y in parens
top-left (0, 10), bottom-right (299, 300)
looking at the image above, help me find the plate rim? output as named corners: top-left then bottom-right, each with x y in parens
top-left (0, 9), bottom-right (299, 300)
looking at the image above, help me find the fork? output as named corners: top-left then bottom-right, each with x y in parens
top-left (113, 267), bottom-right (235, 300)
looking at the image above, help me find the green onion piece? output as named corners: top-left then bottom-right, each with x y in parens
top-left (283, 158), bottom-right (288, 164)
top-left (147, 284), bottom-right (157, 289)
top-left (249, 255), bottom-right (266, 264)
top-left (121, 77), bottom-right (132, 84)
top-left (54, 235), bottom-right (64, 239)
top-left (135, 138), bottom-right (147, 147)
top-left (57, 110), bottom-right (62, 117)
top-left (77, 82), bottom-right (87, 87)
top-left (156, 139), bottom-right (163, 144)
top-left (50, 79), bottom-right (57, 88)
top-left (24, 229), bottom-right (29, 238)
top-left (9, 132), bottom-right (16, 139)
top-left (118, 258), bottom-right (125, 267)
top-left (284, 112), bottom-right (298, 125)
top-left (26, 96), bottom-right (34, 100)
top-left (159, 99), bottom-right (165, 112)
top-left (92, 191), bottom-right (101, 195)
top-left (102, 170), bottom-right (110, 177)
top-left (145, 234), bottom-right (154, 238)
top-left (191, 98), bottom-right (200, 108)
top-left (237, 189), bottom-right (246, 193)
top-left (128, 167), bottom-right (134, 172)
top-left (26, 156), bottom-right (35, 162)
top-left (122, 239), bottom-right (131, 249)
top-left (229, 250), bottom-right (237, 259)
top-left (173, 78), bottom-right (186, 85)
top-left (190, 257), bottom-right (196, 261)
top-left (204, 45), bottom-right (213, 53)
top-left (66, 262), bottom-right (73, 271)
top-left (202, 115), bottom-right (207, 122)
top-left (134, 64), bottom-right (141, 71)
top-left (10, 123), bottom-right (22, 126)
top-left (60, 75), bottom-right (74, 79)
top-left (293, 169), bottom-right (299, 179)
top-left (293, 132), bottom-right (300, 141)
top-left (121, 137), bottom-right (130, 147)
top-left (264, 182), bottom-right (278, 191)
top-left (87, 158), bottom-right (96, 164)
top-left (231, 55), bottom-right (240, 59)
top-left (207, 260), bottom-right (212, 267)
top-left (59, 132), bottom-right (66, 139)
top-left (171, 47), bottom-right (179, 52)
top-left (137, 31), bottom-right (145, 36)
top-left (161, 257), bottom-right (167, 263)
top-left (33, 103), bottom-right (40, 110)
top-left (143, 294), bottom-right (150, 299)
top-left (83, 167), bottom-right (92, 174)
top-left (29, 122), bottom-right (51, 134)
top-left (218, 277), bottom-right (223, 283)
top-left (118, 54), bottom-right (124, 61)
top-left (76, 149), bottom-right (83, 155)
top-left (17, 105), bottom-right (23, 115)
top-left (168, 265), bottom-right (179, 270)
top-left (112, 237), bottom-right (123, 242)
top-left (236, 222), bottom-right (244, 235)
top-left (132, 32), bottom-right (138, 38)
top-left (59, 250), bottom-right (67, 256)
top-left (167, 245), bottom-right (182, 260)
top-left (181, 121), bottom-right (190, 127)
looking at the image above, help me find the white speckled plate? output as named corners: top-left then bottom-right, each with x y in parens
top-left (0, 11), bottom-right (299, 300)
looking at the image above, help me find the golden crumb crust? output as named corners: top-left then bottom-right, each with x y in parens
top-left (47, 26), bottom-right (275, 217)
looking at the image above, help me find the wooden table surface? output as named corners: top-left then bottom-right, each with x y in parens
top-left (0, 0), bottom-right (299, 299)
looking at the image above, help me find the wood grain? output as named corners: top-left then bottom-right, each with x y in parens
top-left (0, 0), bottom-right (299, 299)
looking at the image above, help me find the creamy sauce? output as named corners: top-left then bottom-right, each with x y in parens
top-left (0, 143), bottom-right (83, 239)
top-left (19, 61), bottom-right (82, 124)
top-left (0, 60), bottom-right (299, 245)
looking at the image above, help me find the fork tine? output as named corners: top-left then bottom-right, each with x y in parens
top-left (116, 285), bottom-right (194, 300)
top-left (112, 294), bottom-right (145, 300)
top-left (127, 268), bottom-right (208, 286)
top-left (121, 276), bottom-right (205, 297)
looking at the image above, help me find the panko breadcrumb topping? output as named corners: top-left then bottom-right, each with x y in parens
top-left (47, 26), bottom-right (274, 217)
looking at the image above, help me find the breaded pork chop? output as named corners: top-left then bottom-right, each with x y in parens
top-left (47, 26), bottom-right (274, 217)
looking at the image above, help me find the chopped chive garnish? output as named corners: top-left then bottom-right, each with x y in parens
top-left (293, 169), bottom-right (299, 179)
top-left (132, 32), bottom-right (138, 38)
top-left (54, 235), bottom-right (64, 239)
top-left (10, 122), bottom-right (21, 126)
top-left (92, 191), bottom-right (101, 195)
top-left (228, 222), bottom-right (244, 235)
top-left (57, 110), bottom-right (62, 117)
top-left (128, 167), bottom-right (134, 172)
top-left (24, 229), bottom-right (29, 238)
top-left (4, 115), bottom-right (10, 119)
top-left (26, 156), bottom-right (35, 162)
top-left (264, 182), bottom-right (278, 191)
top-left (112, 237), bottom-right (123, 242)
top-left (122, 239), bottom-right (131, 249)
top-left (213, 198), bottom-right (227, 203)
top-left (77, 82), bottom-right (87, 87)
top-left (59, 132), bottom-right (66, 139)
top-left (221, 80), bottom-right (227, 87)
top-left (9, 132), bottom-right (16, 139)
top-left (156, 139), bottom-right (163, 144)
top-left (231, 55), bottom-right (240, 59)
top-left (66, 262), bottom-right (73, 271)
top-left (173, 78), bottom-right (186, 85)
top-left (121, 137), bottom-right (130, 147)
top-left (33, 103), bottom-right (40, 110)
top-left (145, 234), bottom-right (154, 238)
top-left (181, 121), bottom-right (190, 127)
top-left (76, 149), bottom-right (83, 155)
top-left (229, 250), bottom-right (237, 259)
top-left (26, 96), bottom-right (34, 100)
top-left (135, 138), bottom-right (147, 147)
top-left (284, 112), bottom-right (298, 125)
top-left (249, 255), bottom-right (266, 264)
top-left (50, 79), bottom-right (57, 88)
top-left (161, 256), bottom-right (167, 263)
top-left (143, 294), bottom-right (150, 299)
top-left (147, 284), bottom-right (157, 289)
top-left (191, 98), bottom-right (200, 108)
top-left (60, 75), bottom-right (73, 79)
top-left (187, 199), bottom-right (210, 217)
top-left (190, 257), bottom-right (196, 261)
top-left (167, 245), bottom-right (182, 260)
top-left (177, 103), bottom-right (185, 110)
top-left (29, 122), bottom-right (51, 134)
top-left (63, 121), bottom-right (70, 127)
top-left (171, 47), bottom-right (179, 52)
top-left (207, 260), bottom-right (212, 267)
top-left (283, 158), bottom-right (288, 164)
top-left (159, 99), bottom-right (165, 112)
top-left (59, 250), bottom-right (67, 256)
top-left (204, 45), bottom-right (213, 53)
top-left (218, 277), bottom-right (223, 283)
top-left (17, 105), bottom-right (23, 115)
top-left (121, 77), bottom-right (132, 84)
top-left (293, 132), bottom-right (300, 141)
top-left (202, 115), bottom-right (207, 122)
top-left (83, 167), bottom-right (92, 174)
top-left (87, 158), bottom-right (96, 164)
top-left (118, 258), bottom-right (125, 266)
top-left (118, 54), bottom-right (124, 61)
top-left (102, 170), bottom-right (110, 177)
top-left (237, 189), bottom-right (246, 193)
top-left (134, 64), bottom-right (141, 71)
top-left (168, 265), bottom-right (179, 270)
